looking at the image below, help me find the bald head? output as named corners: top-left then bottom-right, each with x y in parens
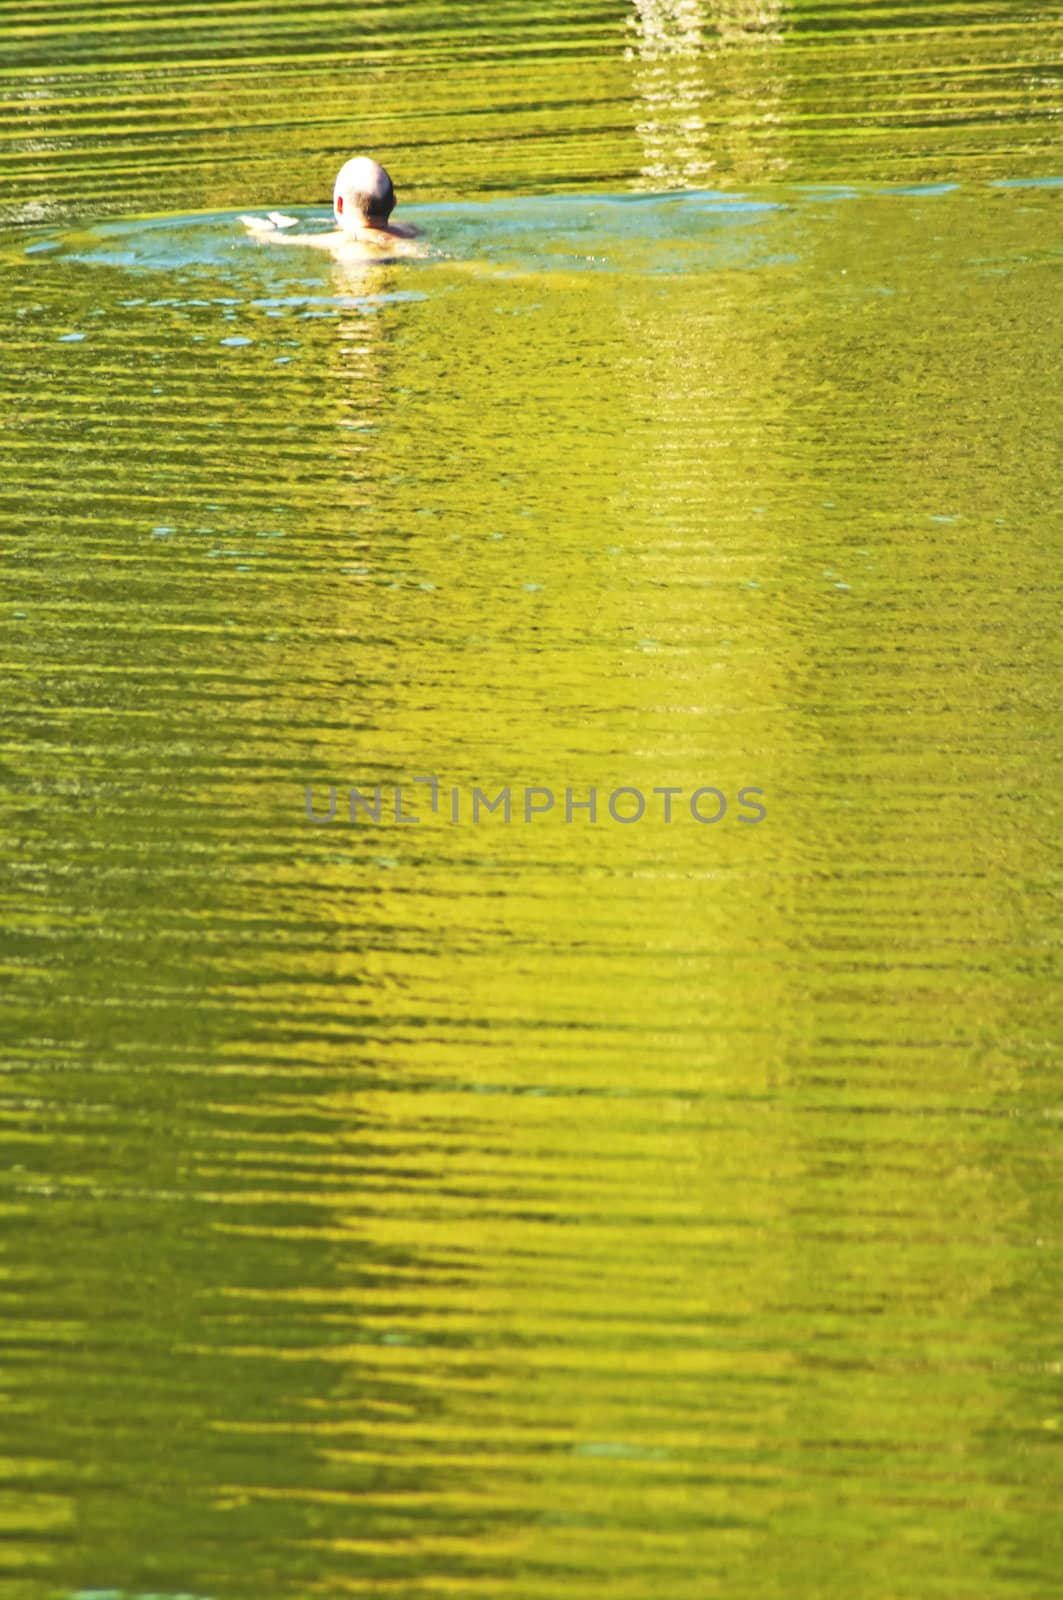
top-left (333, 157), bottom-right (396, 230)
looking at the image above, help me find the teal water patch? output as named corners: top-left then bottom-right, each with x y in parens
top-left (18, 194), bottom-right (780, 279)
top-left (71, 1593), bottom-right (215, 1600)
top-left (420, 190), bottom-right (792, 274)
top-left (880, 182), bottom-right (960, 195)
top-left (19, 183), bottom-right (1055, 289)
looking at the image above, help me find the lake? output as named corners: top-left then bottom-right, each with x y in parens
top-left (1, 3), bottom-right (1061, 1598)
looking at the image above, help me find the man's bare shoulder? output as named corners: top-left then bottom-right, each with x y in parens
top-left (353, 230), bottom-right (425, 258)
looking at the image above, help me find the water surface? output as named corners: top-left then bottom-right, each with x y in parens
top-left (1, 5), bottom-right (1061, 1600)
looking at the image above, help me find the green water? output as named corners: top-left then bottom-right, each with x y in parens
top-left (1, 3), bottom-right (1062, 1598)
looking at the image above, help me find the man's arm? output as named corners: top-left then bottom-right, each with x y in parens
top-left (239, 214), bottom-right (334, 249)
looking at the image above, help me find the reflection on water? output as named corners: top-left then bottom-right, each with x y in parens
top-left (629, 0), bottom-right (717, 188)
top-left (1, 3), bottom-right (1062, 1599)
top-left (628, 0), bottom-right (785, 188)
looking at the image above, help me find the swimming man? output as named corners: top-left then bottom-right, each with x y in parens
top-left (241, 157), bottom-right (422, 261)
